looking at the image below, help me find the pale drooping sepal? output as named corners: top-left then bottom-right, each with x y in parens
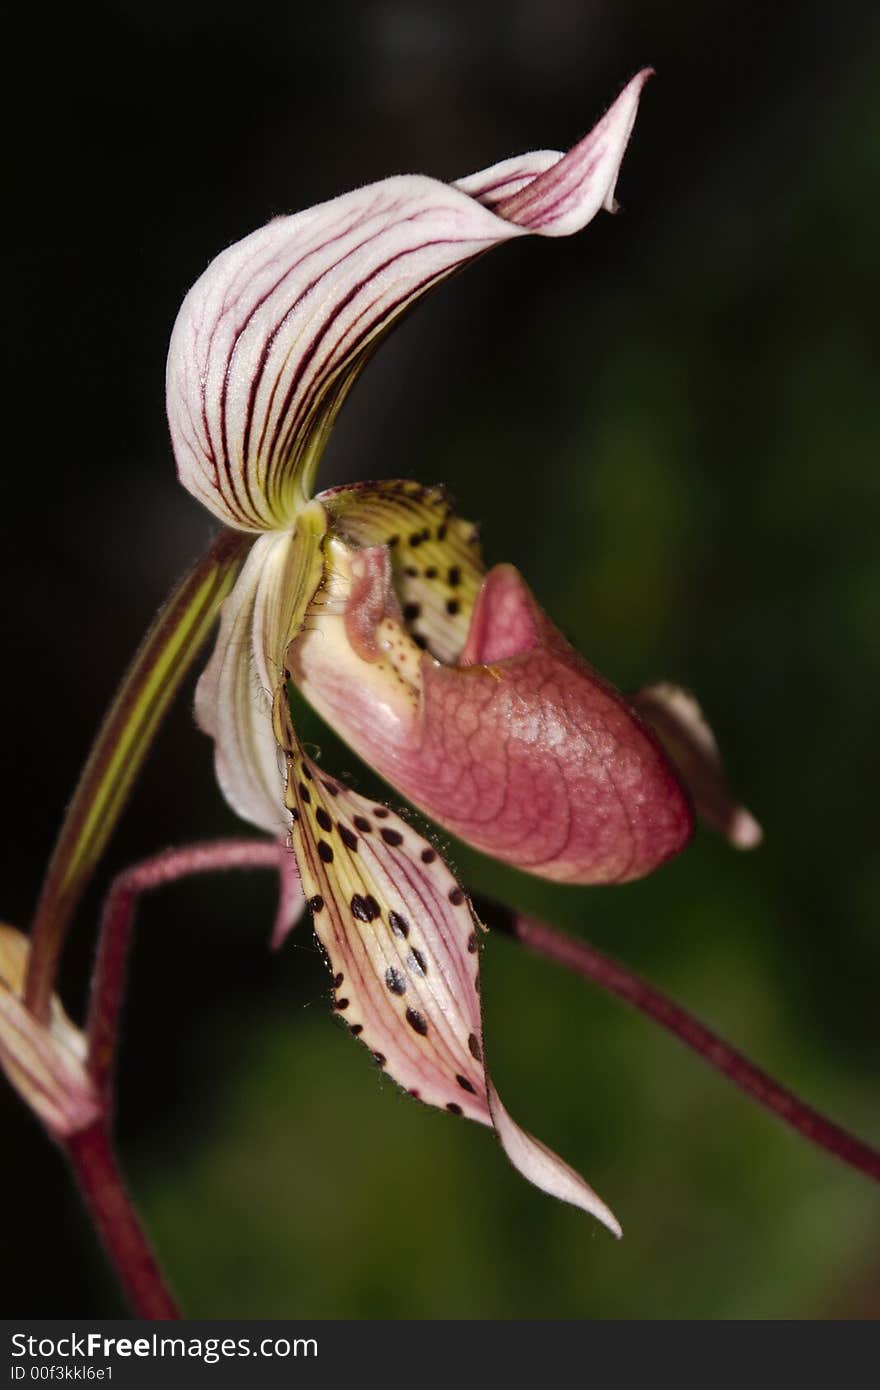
top-left (631, 683), bottom-right (762, 849)
top-left (271, 695), bottom-right (620, 1232)
top-left (0, 926), bottom-right (100, 1138)
top-left (166, 72), bottom-right (650, 531)
top-left (195, 504), bottom-right (327, 834)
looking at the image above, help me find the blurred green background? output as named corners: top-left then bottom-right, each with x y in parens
top-left (4, 1), bottom-right (879, 1318)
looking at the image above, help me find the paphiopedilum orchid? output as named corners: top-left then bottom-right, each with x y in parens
top-left (162, 69), bottom-right (761, 1237)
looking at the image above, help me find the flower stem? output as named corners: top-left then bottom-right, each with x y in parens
top-left (476, 898), bottom-right (880, 1184)
top-left (65, 839), bottom-right (294, 1317)
top-left (87, 840), bottom-right (295, 1110)
top-left (64, 1122), bottom-right (180, 1319)
top-left (25, 532), bottom-right (248, 1023)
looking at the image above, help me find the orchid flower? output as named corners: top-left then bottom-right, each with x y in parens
top-left (165, 70), bottom-right (760, 1238)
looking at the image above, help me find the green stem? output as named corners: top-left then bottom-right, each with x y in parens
top-left (25, 531), bottom-right (248, 1021)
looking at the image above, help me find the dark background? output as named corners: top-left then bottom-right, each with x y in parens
top-left (4, 0), bottom-right (879, 1317)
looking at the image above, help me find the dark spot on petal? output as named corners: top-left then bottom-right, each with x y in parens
top-left (405, 565), bottom-right (419, 578)
top-left (302, 764), bottom-right (313, 781)
top-left (385, 966), bottom-right (407, 995)
top-left (308, 895), bottom-right (324, 914)
top-left (446, 598), bottom-right (460, 616)
top-left (318, 840), bottom-right (334, 863)
top-left (449, 887), bottom-right (465, 906)
top-left (381, 827), bottom-right (403, 847)
top-left (351, 893), bottom-right (380, 923)
top-left (372, 1051), bottom-right (386, 1066)
top-left (290, 808), bottom-right (299, 822)
top-left (334, 972), bottom-right (344, 988)
top-left (446, 1102), bottom-right (462, 1115)
top-left (425, 566), bottom-right (437, 579)
top-left (468, 1033), bottom-right (482, 1061)
top-left (456, 1074), bottom-right (477, 1094)
top-left (389, 911), bottom-right (410, 938)
top-left (403, 602), bottom-right (421, 622)
top-left (350, 1023), bottom-right (363, 1036)
top-left (316, 807), bottom-right (332, 831)
top-left (436, 525), bottom-right (447, 541)
top-left (373, 807), bottom-right (389, 818)
top-left (335, 997), bottom-right (349, 1011)
top-left (354, 815), bottom-right (372, 833)
top-left (388, 534), bottom-right (399, 547)
top-left (339, 824), bottom-right (358, 852)
top-left (409, 1088), bottom-right (421, 1099)
top-left (407, 948), bottom-right (427, 975)
top-left (412, 632), bottom-right (428, 649)
top-left (410, 531), bottom-right (424, 547)
top-left (322, 780), bottom-right (339, 796)
top-left (467, 932), bottom-right (478, 953)
top-left (299, 783), bottom-right (311, 804)
top-left (448, 565), bottom-right (461, 587)
top-left (474, 973), bottom-right (480, 994)
top-left (420, 847), bottom-right (436, 864)
top-left (406, 1007), bottom-right (428, 1036)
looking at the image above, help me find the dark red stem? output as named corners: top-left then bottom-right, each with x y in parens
top-left (476, 899), bottom-right (880, 1185)
top-left (88, 840), bottom-right (294, 1110)
top-left (63, 1123), bottom-right (180, 1319)
top-left (72, 839), bottom-right (295, 1315)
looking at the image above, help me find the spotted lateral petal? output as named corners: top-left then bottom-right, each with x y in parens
top-left (273, 702), bottom-right (619, 1231)
top-left (0, 926), bottom-right (99, 1138)
top-left (321, 480), bottom-right (485, 662)
top-left (631, 683), bottom-right (763, 849)
top-left (167, 71), bottom-right (650, 531)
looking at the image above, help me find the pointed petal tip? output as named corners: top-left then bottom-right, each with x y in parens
top-left (495, 67), bottom-right (652, 235)
top-left (602, 68), bottom-right (654, 214)
top-left (487, 1082), bottom-right (622, 1236)
top-left (632, 683), bottom-right (761, 854)
top-left (728, 807), bottom-right (764, 851)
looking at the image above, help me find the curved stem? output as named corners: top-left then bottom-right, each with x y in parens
top-left (475, 898), bottom-right (880, 1185)
top-left (88, 840), bottom-right (297, 1110)
top-left (25, 532), bottom-right (248, 1022)
top-left (64, 1123), bottom-right (180, 1319)
top-left (66, 839), bottom-right (296, 1317)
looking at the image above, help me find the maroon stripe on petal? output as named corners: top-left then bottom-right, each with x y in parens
top-left (268, 223), bottom-right (497, 479)
top-left (169, 73), bottom-right (649, 531)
